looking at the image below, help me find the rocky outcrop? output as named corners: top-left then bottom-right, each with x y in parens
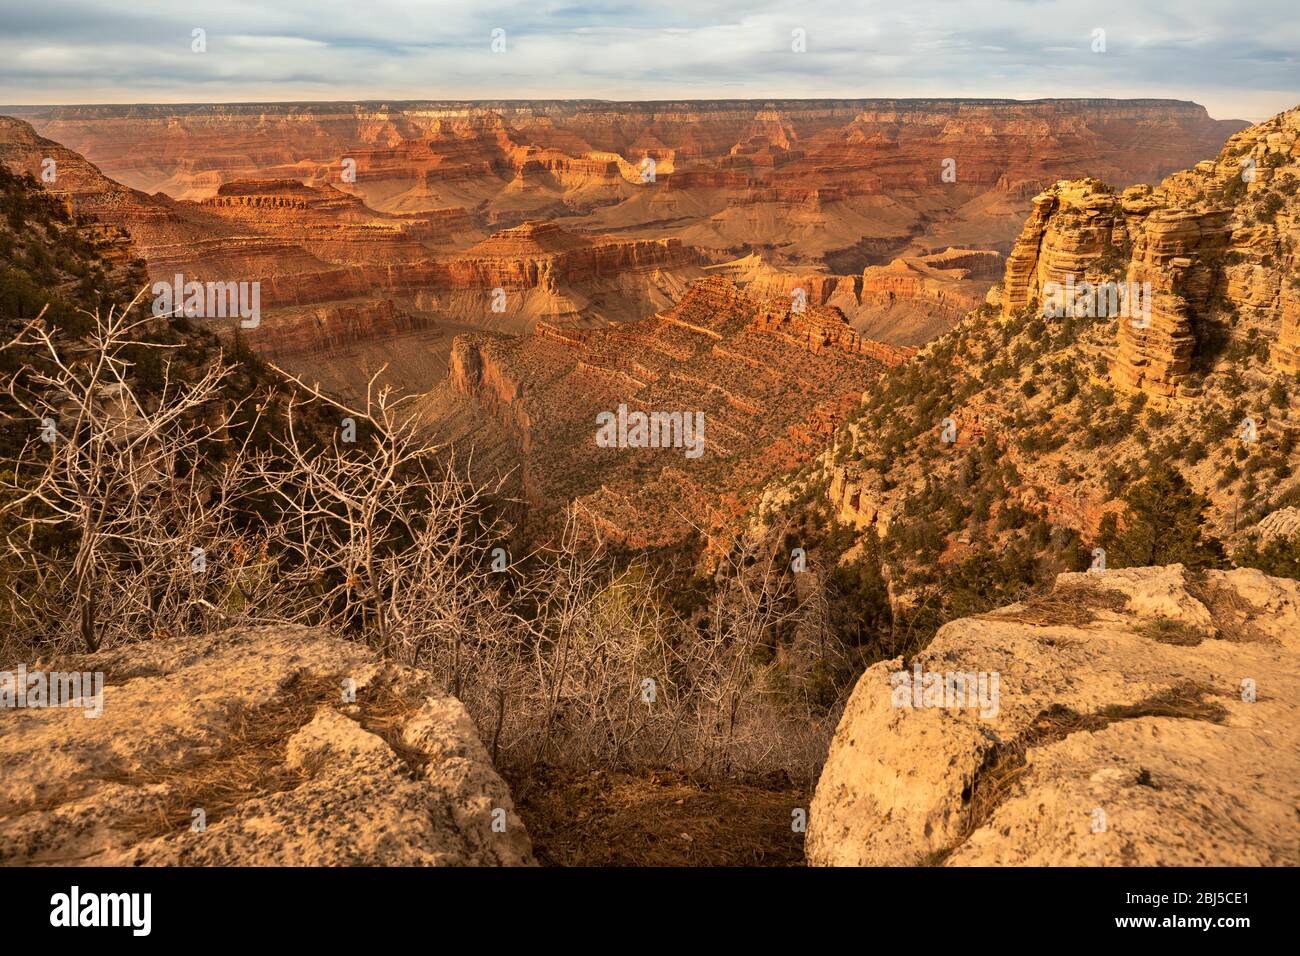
top-left (1112, 202), bottom-right (1233, 400)
top-left (707, 248), bottom-right (1001, 347)
top-left (856, 254), bottom-right (1004, 343)
top-left (442, 221), bottom-right (696, 291)
top-left (828, 465), bottom-right (891, 532)
top-left (201, 179), bottom-right (367, 212)
top-left (0, 115), bottom-right (174, 227)
top-left (448, 334), bottom-right (532, 441)
top-left (996, 106), bottom-right (1300, 403)
top-left (998, 179), bottom-right (1131, 318)
top-left (0, 625), bottom-right (535, 866)
top-left (749, 299), bottom-right (905, 360)
top-left (242, 299), bottom-right (428, 357)
top-left (808, 565), bottom-right (1300, 866)
top-left (1274, 274), bottom-right (1300, 373)
top-left (1254, 506), bottom-right (1300, 542)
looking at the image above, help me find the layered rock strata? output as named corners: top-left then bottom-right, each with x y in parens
top-left (997, 106), bottom-right (1300, 403)
top-left (436, 276), bottom-right (910, 546)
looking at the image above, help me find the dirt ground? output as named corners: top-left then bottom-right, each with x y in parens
top-left (503, 767), bottom-right (809, 866)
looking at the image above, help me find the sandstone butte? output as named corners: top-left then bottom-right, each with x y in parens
top-left (0, 625), bottom-right (535, 866)
top-left (996, 105), bottom-right (1300, 403)
top-left (423, 275), bottom-right (914, 547)
top-left (808, 565), bottom-right (1300, 866)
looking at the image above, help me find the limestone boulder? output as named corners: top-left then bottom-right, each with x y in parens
top-left (0, 625), bottom-right (535, 866)
top-left (807, 565), bottom-right (1300, 866)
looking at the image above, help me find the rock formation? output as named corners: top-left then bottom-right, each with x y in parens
top-left (440, 222), bottom-right (697, 311)
top-left (998, 179), bottom-right (1128, 317)
top-left (1276, 283), bottom-right (1300, 374)
top-left (707, 248), bottom-right (1002, 346)
top-left (828, 465), bottom-right (892, 532)
top-left (808, 565), bottom-right (1300, 866)
top-left (998, 106), bottom-right (1300, 403)
top-left (242, 299), bottom-right (427, 357)
top-left (429, 276), bottom-right (911, 546)
top-left (0, 625), bottom-right (535, 866)
top-left (11, 99), bottom-right (1243, 272)
top-left (1254, 506), bottom-right (1300, 543)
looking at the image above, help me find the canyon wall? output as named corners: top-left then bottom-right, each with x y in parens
top-left (9, 99), bottom-right (1243, 270)
top-left (434, 276), bottom-right (910, 545)
top-left (11, 99), bottom-right (1241, 200)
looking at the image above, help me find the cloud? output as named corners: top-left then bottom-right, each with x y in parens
top-left (0, 0), bottom-right (1294, 120)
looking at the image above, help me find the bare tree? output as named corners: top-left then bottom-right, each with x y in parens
top-left (246, 363), bottom-right (515, 664)
top-left (1, 296), bottom-right (272, 655)
top-left (1, 302), bottom-right (852, 784)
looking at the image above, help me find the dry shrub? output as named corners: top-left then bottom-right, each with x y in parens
top-left (2, 303), bottom-right (848, 784)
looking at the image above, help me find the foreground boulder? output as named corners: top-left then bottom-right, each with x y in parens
top-left (807, 566), bottom-right (1300, 866)
top-left (0, 625), bottom-right (534, 865)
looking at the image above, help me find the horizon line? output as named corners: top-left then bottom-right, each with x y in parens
top-left (0, 95), bottom-right (1253, 123)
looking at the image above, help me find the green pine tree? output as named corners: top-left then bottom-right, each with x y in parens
top-left (1233, 533), bottom-right (1300, 580)
top-left (1096, 462), bottom-right (1226, 569)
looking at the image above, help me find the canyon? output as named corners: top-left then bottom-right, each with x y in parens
top-left (0, 99), bottom-right (1242, 400)
top-left (0, 97), bottom-right (1253, 547)
top-left (6, 97), bottom-right (1288, 568)
top-left (4, 90), bottom-right (1300, 875)
top-left (425, 276), bottom-right (913, 546)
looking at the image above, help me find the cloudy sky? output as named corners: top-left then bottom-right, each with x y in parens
top-left (0, 0), bottom-right (1295, 121)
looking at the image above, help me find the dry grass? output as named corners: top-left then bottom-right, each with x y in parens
top-left (348, 671), bottom-right (436, 778)
top-left (110, 671), bottom-right (343, 839)
top-left (113, 669), bottom-right (441, 838)
top-left (1097, 680), bottom-right (1229, 723)
top-left (506, 766), bottom-right (808, 866)
top-left (1137, 617), bottom-right (1208, 646)
top-left (1185, 572), bottom-right (1269, 643)
top-left (979, 583), bottom-right (1130, 627)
